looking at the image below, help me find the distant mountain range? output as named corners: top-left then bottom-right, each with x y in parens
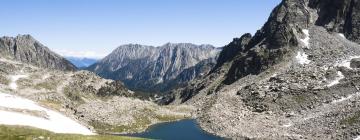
top-left (87, 43), bottom-right (221, 93)
top-left (65, 57), bottom-right (98, 68)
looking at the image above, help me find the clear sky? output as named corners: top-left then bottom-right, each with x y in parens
top-left (0, 0), bottom-right (281, 58)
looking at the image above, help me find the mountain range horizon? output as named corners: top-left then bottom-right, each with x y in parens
top-left (1, 0), bottom-right (360, 139)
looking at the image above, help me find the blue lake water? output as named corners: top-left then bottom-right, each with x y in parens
top-left (125, 119), bottom-right (224, 140)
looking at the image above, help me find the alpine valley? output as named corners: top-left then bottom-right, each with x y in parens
top-left (1, 0), bottom-right (360, 140)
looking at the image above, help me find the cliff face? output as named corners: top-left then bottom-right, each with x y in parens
top-left (223, 0), bottom-right (314, 84)
top-left (87, 43), bottom-right (220, 92)
top-left (164, 0), bottom-right (360, 139)
top-left (310, 0), bottom-right (360, 43)
top-left (0, 35), bottom-right (76, 71)
top-left (223, 0), bottom-right (360, 84)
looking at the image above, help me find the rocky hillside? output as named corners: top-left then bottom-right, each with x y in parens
top-left (0, 55), bottom-right (194, 135)
top-left (0, 35), bottom-right (76, 71)
top-left (164, 0), bottom-right (360, 139)
top-left (87, 43), bottom-right (220, 92)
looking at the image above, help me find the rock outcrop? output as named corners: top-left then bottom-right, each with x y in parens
top-left (165, 0), bottom-right (360, 139)
top-left (350, 58), bottom-right (360, 68)
top-left (0, 35), bottom-right (76, 71)
top-left (87, 43), bottom-right (220, 92)
top-left (310, 0), bottom-right (360, 43)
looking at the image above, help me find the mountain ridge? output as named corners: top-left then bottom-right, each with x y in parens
top-left (163, 0), bottom-right (360, 139)
top-left (0, 34), bottom-right (77, 71)
top-left (87, 43), bottom-right (220, 92)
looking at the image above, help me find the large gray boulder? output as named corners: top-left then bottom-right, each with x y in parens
top-left (350, 58), bottom-right (360, 68)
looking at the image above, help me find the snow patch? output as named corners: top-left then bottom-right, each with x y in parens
top-left (300, 29), bottom-right (310, 48)
top-left (332, 92), bottom-right (360, 104)
top-left (0, 94), bottom-right (44, 111)
top-left (126, 73), bottom-right (133, 79)
top-left (271, 74), bottom-right (278, 78)
top-left (354, 136), bottom-right (360, 140)
top-left (338, 33), bottom-right (346, 39)
top-left (0, 92), bottom-right (94, 135)
top-left (9, 75), bottom-right (28, 90)
top-left (327, 71), bottom-right (345, 87)
top-left (337, 56), bottom-right (360, 69)
top-left (156, 77), bottom-right (164, 84)
top-left (282, 123), bottom-right (293, 127)
top-left (127, 90), bottom-right (135, 94)
top-left (296, 52), bottom-right (311, 65)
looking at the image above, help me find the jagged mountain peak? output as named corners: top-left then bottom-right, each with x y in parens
top-left (222, 0), bottom-right (360, 84)
top-left (213, 33), bottom-right (253, 71)
top-left (161, 42), bottom-right (216, 48)
top-left (0, 35), bottom-right (76, 71)
top-left (309, 0), bottom-right (359, 38)
top-left (165, 0), bottom-right (360, 139)
top-left (87, 43), bottom-right (220, 92)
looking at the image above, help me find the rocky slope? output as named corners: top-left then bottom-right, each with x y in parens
top-left (87, 43), bottom-right (220, 93)
top-left (0, 35), bottom-right (76, 71)
top-left (0, 30), bottom-right (210, 137)
top-left (0, 55), bottom-right (194, 135)
top-left (164, 0), bottom-right (360, 139)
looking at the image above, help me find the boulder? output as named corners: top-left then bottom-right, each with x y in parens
top-left (350, 58), bottom-right (360, 68)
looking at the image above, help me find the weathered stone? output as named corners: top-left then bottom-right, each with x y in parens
top-left (350, 58), bottom-right (360, 68)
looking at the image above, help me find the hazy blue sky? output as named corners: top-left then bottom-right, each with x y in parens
top-left (0, 0), bottom-right (281, 58)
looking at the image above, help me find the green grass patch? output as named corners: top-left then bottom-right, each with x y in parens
top-left (29, 74), bottom-right (42, 80)
top-left (0, 125), bottom-right (145, 140)
top-left (293, 94), bottom-right (307, 103)
top-left (63, 86), bottom-right (85, 104)
top-left (39, 100), bottom-right (63, 111)
top-left (89, 117), bottom-right (152, 134)
top-left (89, 108), bottom-right (186, 134)
top-left (35, 81), bottom-right (58, 91)
top-left (0, 75), bottom-right (10, 85)
top-left (154, 114), bottom-right (184, 122)
top-left (17, 79), bottom-right (33, 89)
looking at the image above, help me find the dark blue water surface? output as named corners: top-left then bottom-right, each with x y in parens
top-left (126, 119), bottom-right (223, 140)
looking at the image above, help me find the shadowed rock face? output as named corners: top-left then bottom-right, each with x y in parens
top-left (159, 0), bottom-right (360, 103)
top-left (0, 35), bottom-right (76, 71)
top-left (87, 43), bottom-right (220, 93)
top-left (223, 0), bottom-right (310, 84)
top-left (223, 0), bottom-right (360, 84)
top-left (310, 0), bottom-right (360, 43)
top-left (213, 33), bottom-right (252, 71)
top-left (162, 0), bottom-right (360, 139)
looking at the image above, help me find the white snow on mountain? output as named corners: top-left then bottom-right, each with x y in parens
top-left (300, 29), bottom-right (310, 48)
top-left (296, 51), bottom-right (311, 65)
top-left (0, 74), bottom-right (94, 135)
top-left (327, 71), bottom-right (345, 87)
